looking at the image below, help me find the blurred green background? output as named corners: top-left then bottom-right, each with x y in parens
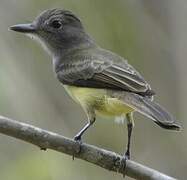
top-left (0, 0), bottom-right (186, 179)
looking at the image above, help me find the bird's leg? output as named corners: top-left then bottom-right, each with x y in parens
top-left (117, 113), bottom-right (134, 176)
top-left (119, 113), bottom-right (134, 176)
top-left (73, 117), bottom-right (95, 142)
top-left (72, 109), bottom-right (95, 159)
top-left (124, 112), bottom-right (134, 160)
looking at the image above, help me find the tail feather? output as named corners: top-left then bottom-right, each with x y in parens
top-left (124, 93), bottom-right (181, 131)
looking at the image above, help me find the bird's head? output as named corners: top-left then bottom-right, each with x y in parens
top-left (10, 8), bottom-right (94, 56)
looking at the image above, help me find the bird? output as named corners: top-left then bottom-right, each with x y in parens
top-left (10, 8), bottom-right (181, 161)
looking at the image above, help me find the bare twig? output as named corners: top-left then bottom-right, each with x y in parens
top-left (0, 115), bottom-right (177, 180)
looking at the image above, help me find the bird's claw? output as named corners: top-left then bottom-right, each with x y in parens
top-left (73, 134), bottom-right (82, 142)
top-left (118, 152), bottom-right (130, 178)
top-left (72, 135), bottom-right (82, 160)
top-left (124, 151), bottom-right (130, 161)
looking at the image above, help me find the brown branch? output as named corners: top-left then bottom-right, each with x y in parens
top-left (0, 115), bottom-right (177, 180)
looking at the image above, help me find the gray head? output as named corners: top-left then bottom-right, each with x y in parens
top-left (10, 9), bottom-right (95, 56)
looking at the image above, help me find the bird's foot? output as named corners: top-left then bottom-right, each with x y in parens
top-left (116, 157), bottom-right (127, 178)
top-left (124, 150), bottom-right (130, 161)
top-left (74, 134), bottom-right (82, 142)
top-left (119, 151), bottom-right (130, 178)
top-left (72, 134), bottom-right (82, 160)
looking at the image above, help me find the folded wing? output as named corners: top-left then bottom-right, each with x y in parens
top-left (56, 59), bottom-right (154, 97)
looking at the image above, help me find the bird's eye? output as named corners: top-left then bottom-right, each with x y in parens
top-left (51, 20), bottom-right (62, 29)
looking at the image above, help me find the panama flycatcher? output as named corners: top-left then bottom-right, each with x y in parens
top-left (10, 8), bottom-right (181, 160)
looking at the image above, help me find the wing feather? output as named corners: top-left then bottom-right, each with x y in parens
top-left (56, 57), bottom-right (154, 97)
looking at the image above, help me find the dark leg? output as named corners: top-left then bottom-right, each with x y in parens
top-left (124, 113), bottom-right (134, 160)
top-left (74, 118), bottom-right (95, 142)
top-left (72, 110), bottom-right (95, 160)
top-left (74, 109), bottom-right (96, 142)
top-left (118, 113), bottom-right (134, 176)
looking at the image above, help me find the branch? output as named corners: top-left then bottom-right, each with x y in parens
top-left (0, 115), bottom-right (177, 180)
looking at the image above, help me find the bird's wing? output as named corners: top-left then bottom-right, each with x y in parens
top-left (56, 58), bottom-right (154, 96)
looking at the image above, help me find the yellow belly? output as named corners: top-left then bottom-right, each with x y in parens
top-left (63, 85), bottom-right (134, 117)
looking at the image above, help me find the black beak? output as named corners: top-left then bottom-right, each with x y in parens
top-left (9, 23), bottom-right (36, 33)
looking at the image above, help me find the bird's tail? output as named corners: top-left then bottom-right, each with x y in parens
top-left (124, 93), bottom-right (181, 131)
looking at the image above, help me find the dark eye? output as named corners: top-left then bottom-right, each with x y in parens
top-left (51, 20), bottom-right (62, 29)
